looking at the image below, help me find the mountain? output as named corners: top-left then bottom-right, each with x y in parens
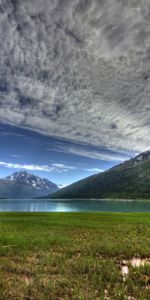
top-left (47, 151), bottom-right (150, 200)
top-left (0, 171), bottom-right (59, 199)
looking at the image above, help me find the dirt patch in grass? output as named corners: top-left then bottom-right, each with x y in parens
top-left (26, 255), bottom-right (39, 264)
top-left (20, 274), bottom-right (33, 286)
top-left (120, 256), bottom-right (150, 291)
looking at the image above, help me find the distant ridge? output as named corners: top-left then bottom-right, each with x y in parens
top-left (0, 171), bottom-right (59, 199)
top-left (47, 151), bottom-right (150, 200)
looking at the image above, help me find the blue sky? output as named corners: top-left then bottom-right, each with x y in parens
top-left (0, 124), bottom-right (134, 186)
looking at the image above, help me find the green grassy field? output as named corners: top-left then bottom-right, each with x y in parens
top-left (0, 213), bottom-right (150, 300)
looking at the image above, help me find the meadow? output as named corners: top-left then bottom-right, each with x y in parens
top-left (0, 212), bottom-right (150, 300)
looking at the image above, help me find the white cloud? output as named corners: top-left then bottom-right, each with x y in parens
top-left (51, 163), bottom-right (76, 170)
top-left (51, 143), bottom-right (132, 162)
top-left (0, 161), bottom-right (76, 173)
top-left (0, 161), bottom-right (53, 172)
top-left (0, 0), bottom-right (149, 152)
top-left (85, 168), bottom-right (103, 173)
top-left (0, 160), bottom-right (104, 175)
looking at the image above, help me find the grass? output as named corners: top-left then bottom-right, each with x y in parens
top-left (0, 212), bottom-right (150, 299)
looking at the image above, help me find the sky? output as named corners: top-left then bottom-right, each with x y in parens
top-left (0, 123), bottom-right (133, 185)
top-left (0, 0), bottom-right (149, 185)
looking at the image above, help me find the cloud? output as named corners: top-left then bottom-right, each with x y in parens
top-left (0, 161), bottom-right (76, 172)
top-left (84, 168), bottom-right (103, 173)
top-left (50, 142), bottom-right (132, 162)
top-left (51, 163), bottom-right (76, 170)
top-left (0, 160), bottom-right (103, 175)
top-left (0, 161), bottom-right (53, 172)
top-left (0, 0), bottom-right (149, 152)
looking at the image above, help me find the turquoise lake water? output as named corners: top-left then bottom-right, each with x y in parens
top-left (0, 199), bottom-right (150, 212)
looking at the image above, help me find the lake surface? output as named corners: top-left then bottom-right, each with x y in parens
top-left (0, 199), bottom-right (150, 212)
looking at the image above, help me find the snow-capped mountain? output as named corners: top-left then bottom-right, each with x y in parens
top-left (115, 150), bottom-right (150, 170)
top-left (0, 171), bottom-right (59, 199)
top-left (134, 151), bottom-right (150, 162)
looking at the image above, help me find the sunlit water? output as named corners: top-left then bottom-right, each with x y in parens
top-left (0, 199), bottom-right (150, 212)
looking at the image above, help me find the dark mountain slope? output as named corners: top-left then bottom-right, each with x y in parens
top-left (48, 151), bottom-right (150, 199)
top-left (0, 171), bottom-right (59, 199)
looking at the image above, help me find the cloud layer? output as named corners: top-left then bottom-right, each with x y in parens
top-left (0, 0), bottom-right (149, 152)
top-left (0, 160), bottom-right (104, 174)
top-left (49, 141), bottom-right (131, 161)
top-left (0, 161), bottom-right (76, 172)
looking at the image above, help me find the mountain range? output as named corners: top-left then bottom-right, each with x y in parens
top-left (48, 151), bottom-right (150, 200)
top-left (0, 171), bottom-right (59, 199)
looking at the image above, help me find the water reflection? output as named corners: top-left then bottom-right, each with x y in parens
top-left (0, 199), bottom-right (150, 212)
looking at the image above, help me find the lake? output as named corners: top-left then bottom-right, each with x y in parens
top-left (0, 199), bottom-right (150, 212)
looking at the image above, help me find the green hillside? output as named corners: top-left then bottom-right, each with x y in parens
top-left (49, 151), bottom-right (150, 199)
